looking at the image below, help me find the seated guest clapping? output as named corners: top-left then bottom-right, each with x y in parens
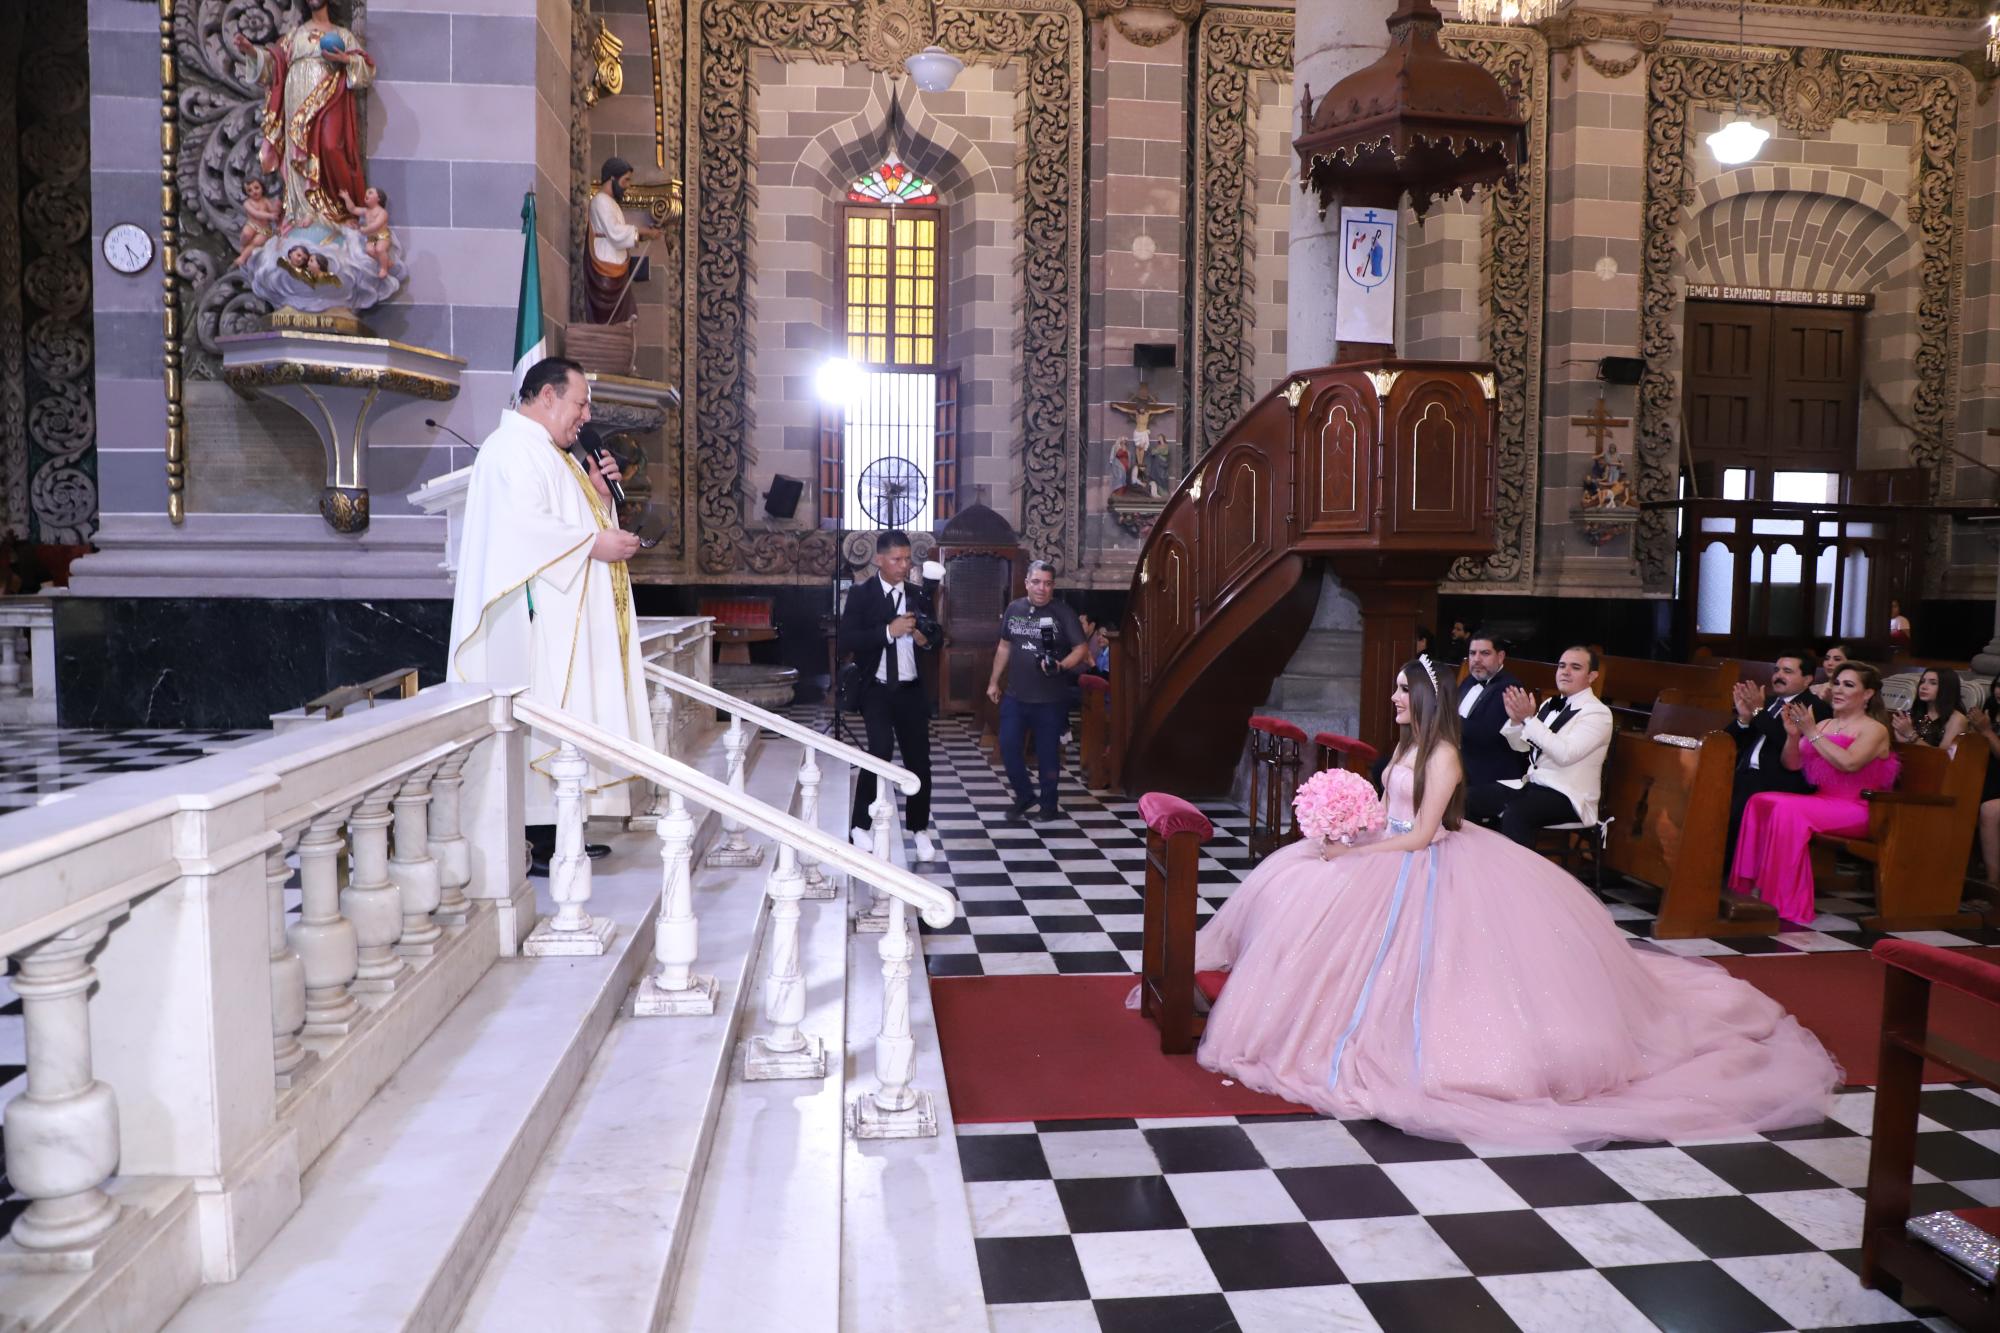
top-left (1465, 645), bottom-right (1613, 846)
top-left (1891, 667), bottom-right (1966, 752)
top-left (1726, 652), bottom-right (1831, 866)
top-left (1730, 662), bottom-right (1899, 926)
top-left (1456, 631), bottom-right (1529, 788)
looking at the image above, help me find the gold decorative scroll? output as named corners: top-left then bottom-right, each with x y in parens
top-left (586, 18), bottom-right (625, 107)
top-left (648, 0), bottom-right (667, 166)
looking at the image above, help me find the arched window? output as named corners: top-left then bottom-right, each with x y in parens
top-left (820, 147), bottom-right (958, 530)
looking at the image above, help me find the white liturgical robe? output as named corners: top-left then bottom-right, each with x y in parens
top-left (447, 409), bottom-right (649, 821)
top-left (590, 188), bottom-right (640, 268)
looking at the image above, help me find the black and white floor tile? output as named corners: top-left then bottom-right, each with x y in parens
top-left (0, 725), bottom-right (269, 816)
top-left (958, 1092), bottom-right (2000, 1332)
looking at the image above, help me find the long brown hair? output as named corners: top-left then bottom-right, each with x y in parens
top-left (1392, 656), bottom-right (1465, 831)
top-left (1834, 662), bottom-right (1892, 726)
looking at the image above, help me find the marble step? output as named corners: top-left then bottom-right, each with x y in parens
top-left (839, 817), bottom-right (988, 1332)
top-left (454, 736), bottom-right (816, 1332)
top-left (663, 753), bottom-right (858, 1333)
top-left (162, 842), bottom-right (665, 1333)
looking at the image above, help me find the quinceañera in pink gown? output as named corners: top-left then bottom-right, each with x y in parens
top-left (1194, 764), bottom-right (1840, 1148)
top-left (1731, 732), bottom-right (1900, 926)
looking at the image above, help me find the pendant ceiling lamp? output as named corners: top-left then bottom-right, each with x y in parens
top-left (1456, 0), bottom-right (1559, 27)
top-left (905, 46), bottom-right (963, 92)
top-left (1706, 0), bottom-right (1769, 165)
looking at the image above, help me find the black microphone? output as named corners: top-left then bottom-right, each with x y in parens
top-left (425, 417), bottom-right (478, 450)
top-left (576, 425), bottom-right (628, 507)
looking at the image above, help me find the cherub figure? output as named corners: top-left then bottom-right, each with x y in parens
top-left (304, 253), bottom-right (333, 283)
top-left (341, 186), bottom-right (393, 278)
top-left (280, 245), bottom-right (313, 280)
top-left (234, 178), bottom-right (281, 267)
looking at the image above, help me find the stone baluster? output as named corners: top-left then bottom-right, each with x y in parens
top-left (744, 845), bottom-right (825, 1078)
top-left (5, 914), bottom-right (127, 1256)
top-left (631, 676), bottom-right (675, 831)
top-left (635, 789), bottom-right (717, 1013)
top-left (706, 710), bottom-right (763, 867)
top-left (343, 781), bottom-right (410, 990)
top-left (0, 629), bottom-right (20, 695)
top-left (390, 762), bottom-right (445, 956)
top-left (427, 748), bottom-right (473, 925)
top-left (265, 829), bottom-right (314, 1088)
top-left (291, 807), bottom-right (361, 1035)
top-left (854, 785), bottom-right (897, 933)
top-left (847, 896), bottom-right (936, 1139)
top-left (524, 742), bottom-right (616, 955)
top-left (797, 751), bottom-right (834, 900)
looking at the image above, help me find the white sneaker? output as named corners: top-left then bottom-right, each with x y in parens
top-left (850, 826), bottom-right (874, 854)
top-left (914, 830), bottom-right (937, 863)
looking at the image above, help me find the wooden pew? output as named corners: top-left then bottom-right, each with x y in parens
top-left (1599, 726), bottom-right (1780, 939)
top-left (1597, 656), bottom-right (1737, 730)
top-left (1812, 740), bottom-right (1989, 932)
top-left (1078, 674), bottom-right (1112, 790)
top-left (1460, 656), bottom-right (1568, 699)
top-left (1136, 794), bottom-right (1216, 1054)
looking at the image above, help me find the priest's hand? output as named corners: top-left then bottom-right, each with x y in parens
top-left (591, 528), bottom-right (642, 563)
top-left (585, 452), bottom-right (622, 505)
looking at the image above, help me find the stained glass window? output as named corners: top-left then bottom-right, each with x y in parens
top-left (843, 208), bottom-right (938, 367)
top-left (846, 147), bottom-right (940, 206)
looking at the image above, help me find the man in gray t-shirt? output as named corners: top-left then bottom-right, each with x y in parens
top-left (987, 560), bottom-right (1091, 819)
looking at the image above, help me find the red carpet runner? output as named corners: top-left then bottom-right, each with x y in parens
top-left (932, 948), bottom-right (2000, 1124)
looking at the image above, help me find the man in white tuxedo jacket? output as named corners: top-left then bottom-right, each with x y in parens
top-left (1464, 645), bottom-right (1614, 846)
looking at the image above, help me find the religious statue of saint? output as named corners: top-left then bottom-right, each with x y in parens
top-left (235, 0), bottom-right (375, 236)
top-left (586, 157), bottom-right (665, 325)
top-left (232, 0), bottom-right (405, 320)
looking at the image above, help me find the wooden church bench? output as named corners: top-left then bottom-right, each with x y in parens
top-left (1137, 793), bottom-right (1217, 1055)
top-left (1861, 939), bottom-right (2000, 1331)
top-left (1811, 741), bottom-right (1989, 933)
top-left (1599, 726), bottom-right (1778, 939)
top-left (1078, 673), bottom-right (1112, 790)
top-left (1597, 656), bottom-right (1736, 730)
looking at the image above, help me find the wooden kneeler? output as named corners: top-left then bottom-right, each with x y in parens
top-left (1137, 792), bottom-right (1216, 1055)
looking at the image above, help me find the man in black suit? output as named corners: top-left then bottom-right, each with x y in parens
top-left (1725, 650), bottom-right (1832, 870)
top-left (840, 530), bottom-right (938, 861)
top-left (1456, 631), bottom-right (1530, 788)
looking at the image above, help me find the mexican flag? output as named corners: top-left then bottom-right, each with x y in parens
top-left (511, 190), bottom-right (545, 400)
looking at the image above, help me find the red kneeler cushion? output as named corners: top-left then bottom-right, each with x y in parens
top-left (1958, 1207), bottom-right (2000, 1237)
top-left (1315, 731), bottom-right (1380, 764)
top-left (1873, 939), bottom-right (2000, 1007)
top-left (1079, 673), bottom-right (1109, 694)
top-left (1138, 792), bottom-right (1214, 843)
top-left (1248, 715), bottom-right (1308, 743)
top-left (1196, 971), bottom-right (1228, 1004)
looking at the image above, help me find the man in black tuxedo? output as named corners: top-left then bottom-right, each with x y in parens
top-left (1456, 631), bottom-right (1530, 787)
top-left (840, 530), bottom-right (939, 861)
top-left (1725, 650), bottom-right (1831, 870)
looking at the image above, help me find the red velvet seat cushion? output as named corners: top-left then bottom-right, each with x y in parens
top-left (1079, 673), bottom-right (1110, 694)
top-left (1873, 939), bottom-right (2000, 1008)
top-left (1248, 715), bottom-right (1308, 743)
top-left (1196, 971), bottom-right (1228, 1003)
top-left (1315, 732), bottom-right (1381, 764)
top-left (1958, 1207), bottom-right (2000, 1237)
top-left (1138, 791), bottom-right (1214, 842)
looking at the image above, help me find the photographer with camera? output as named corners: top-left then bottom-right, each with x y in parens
top-left (987, 560), bottom-right (1091, 820)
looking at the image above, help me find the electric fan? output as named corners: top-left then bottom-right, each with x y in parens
top-left (855, 455), bottom-right (927, 528)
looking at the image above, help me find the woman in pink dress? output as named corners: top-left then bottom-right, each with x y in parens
top-left (1192, 656), bottom-right (1840, 1148)
top-left (1730, 662), bottom-right (1899, 926)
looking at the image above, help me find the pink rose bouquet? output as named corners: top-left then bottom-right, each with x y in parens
top-left (1293, 768), bottom-right (1387, 845)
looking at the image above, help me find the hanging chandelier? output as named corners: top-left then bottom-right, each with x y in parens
top-left (1455, 0), bottom-right (1560, 26)
top-left (1706, 0), bottom-right (1769, 164)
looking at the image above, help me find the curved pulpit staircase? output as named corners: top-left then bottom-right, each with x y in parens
top-left (1113, 358), bottom-right (1499, 796)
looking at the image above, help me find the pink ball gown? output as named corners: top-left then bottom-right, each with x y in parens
top-left (1730, 732), bottom-right (1900, 926)
top-left (1193, 763), bottom-right (1841, 1148)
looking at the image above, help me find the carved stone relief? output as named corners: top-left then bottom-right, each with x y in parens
top-left (15, 0), bottom-right (96, 544)
top-left (689, 0), bottom-right (1084, 578)
top-left (1637, 41), bottom-right (1971, 590)
top-left (1538, 10), bottom-right (1666, 82)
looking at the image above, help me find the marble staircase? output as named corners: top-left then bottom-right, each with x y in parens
top-left (1232, 571), bottom-right (1367, 806)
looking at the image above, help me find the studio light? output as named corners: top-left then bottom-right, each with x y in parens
top-left (904, 46), bottom-right (963, 93)
top-left (815, 357), bottom-right (862, 406)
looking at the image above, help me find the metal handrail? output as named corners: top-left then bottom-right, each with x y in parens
top-left (306, 666), bottom-right (421, 719)
top-left (515, 698), bottom-right (954, 929)
top-left (643, 661), bottom-right (920, 794)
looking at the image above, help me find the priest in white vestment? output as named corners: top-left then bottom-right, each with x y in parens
top-left (447, 356), bottom-right (648, 856)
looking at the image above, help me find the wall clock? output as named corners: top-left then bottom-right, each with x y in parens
top-left (103, 223), bottom-right (155, 275)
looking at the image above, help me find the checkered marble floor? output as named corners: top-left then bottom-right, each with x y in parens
top-left (0, 725), bottom-right (269, 815)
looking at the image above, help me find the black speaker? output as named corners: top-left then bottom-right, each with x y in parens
top-left (1597, 356), bottom-right (1645, 385)
top-left (763, 475), bottom-right (804, 519)
top-left (1134, 343), bottom-right (1178, 372)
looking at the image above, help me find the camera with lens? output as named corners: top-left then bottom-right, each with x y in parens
top-left (913, 608), bottom-right (941, 644)
top-left (1034, 618), bottom-right (1062, 676)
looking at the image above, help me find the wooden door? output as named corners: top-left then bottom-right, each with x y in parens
top-left (1767, 307), bottom-right (1860, 472)
top-left (1683, 301), bottom-right (1769, 468)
